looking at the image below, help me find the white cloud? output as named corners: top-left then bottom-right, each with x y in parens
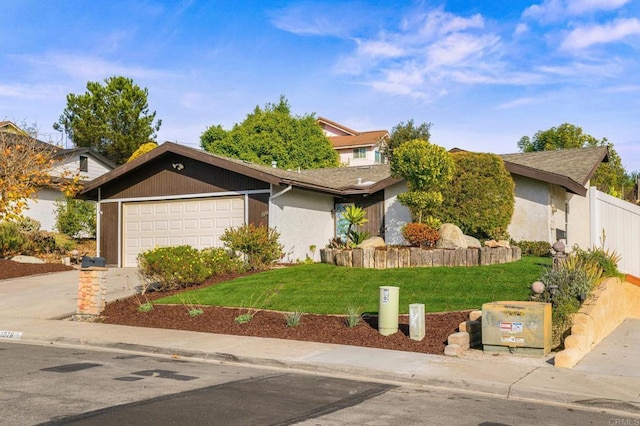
top-left (523, 0), bottom-right (630, 22)
top-left (0, 83), bottom-right (64, 100)
top-left (356, 39), bottom-right (406, 58)
top-left (561, 18), bottom-right (640, 50)
top-left (497, 97), bottom-right (537, 109)
top-left (17, 53), bottom-right (175, 81)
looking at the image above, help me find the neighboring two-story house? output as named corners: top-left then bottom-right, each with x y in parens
top-left (317, 117), bottom-right (389, 166)
top-left (1, 121), bottom-right (115, 231)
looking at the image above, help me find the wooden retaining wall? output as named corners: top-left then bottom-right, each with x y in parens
top-left (320, 246), bottom-right (521, 269)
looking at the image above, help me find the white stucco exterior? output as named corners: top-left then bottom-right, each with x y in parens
top-left (383, 181), bottom-right (412, 245)
top-left (268, 185), bottom-right (335, 262)
top-left (337, 147), bottom-right (382, 166)
top-left (508, 175), bottom-right (552, 242)
top-left (24, 188), bottom-right (63, 231)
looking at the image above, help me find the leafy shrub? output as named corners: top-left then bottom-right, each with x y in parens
top-left (22, 231), bottom-right (75, 255)
top-left (537, 251), bottom-right (603, 348)
top-left (55, 198), bottom-right (96, 238)
top-left (200, 247), bottom-right (245, 275)
top-left (326, 237), bottom-right (345, 249)
top-left (220, 224), bottom-right (284, 270)
top-left (0, 221), bottom-right (26, 257)
top-left (402, 223), bottom-right (440, 247)
top-left (513, 240), bottom-right (552, 257)
top-left (430, 152), bottom-right (514, 240)
top-left (16, 217), bottom-right (41, 233)
top-left (137, 246), bottom-right (211, 292)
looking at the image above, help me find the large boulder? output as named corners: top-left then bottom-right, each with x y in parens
top-left (357, 236), bottom-right (386, 248)
top-left (464, 235), bottom-right (482, 249)
top-left (436, 223), bottom-right (467, 249)
top-left (10, 255), bottom-right (45, 264)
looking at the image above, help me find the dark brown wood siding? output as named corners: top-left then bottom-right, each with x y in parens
top-left (99, 154), bottom-right (270, 200)
top-left (248, 193), bottom-right (270, 227)
top-left (335, 190), bottom-right (385, 237)
top-left (98, 202), bottom-right (119, 266)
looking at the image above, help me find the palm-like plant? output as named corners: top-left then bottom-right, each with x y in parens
top-left (343, 205), bottom-right (368, 247)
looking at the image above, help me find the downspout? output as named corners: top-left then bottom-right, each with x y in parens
top-left (96, 188), bottom-right (101, 258)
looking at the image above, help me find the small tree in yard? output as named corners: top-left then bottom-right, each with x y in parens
top-left (390, 139), bottom-right (455, 223)
top-left (0, 132), bottom-right (81, 222)
top-left (55, 197), bottom-right (96, 238)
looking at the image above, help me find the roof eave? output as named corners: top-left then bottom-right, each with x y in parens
top-left (504, 161), bottom-right (587, 196)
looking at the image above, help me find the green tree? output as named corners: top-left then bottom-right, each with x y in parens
top-left (54, 76), bottom-right (162, 165)
top-left (54, 197), bottom-right (96, 238)
top-left (391, 139), bottom-right (455, 223)
top-left (200, 96), bottom-right (338, 170)
top-left (518, 123), bottom-right (632, 198)
top-left (127, 142), bottom-right (158, 162)
top-left (386, 119), bottom-right (432, 160)
top-left (435, 152), bottom-right (515, 240)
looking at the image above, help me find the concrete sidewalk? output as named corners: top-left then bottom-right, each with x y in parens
top-left (1, 268), bottom-right (639, 415)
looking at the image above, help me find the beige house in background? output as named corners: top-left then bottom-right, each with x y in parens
top-left (317, 117), bottom-right (389, 166)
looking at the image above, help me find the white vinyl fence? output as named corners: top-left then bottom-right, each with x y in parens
top-left (589, 187), bottom-right (640, 278)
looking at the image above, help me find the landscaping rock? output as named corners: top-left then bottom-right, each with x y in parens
top-left (10, 255), bottom-right (45, 264)
top-left (357, 236), bottom-right (385, 248)
top-left (464, 235), bottom-right (481, 248)
top-left (436, 223), bottom-right (467, 249)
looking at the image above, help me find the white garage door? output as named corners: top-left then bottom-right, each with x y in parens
top-left (123, 197), bottom-right (245, 267)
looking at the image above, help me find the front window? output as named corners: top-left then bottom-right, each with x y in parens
top-left (353, 148), bottom-right (366, 159)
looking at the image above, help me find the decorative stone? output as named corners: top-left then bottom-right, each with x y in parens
top-left (357, 236), bottom-right (385, 248)
top-left (552, 240), bottom-right (566, 253)
top-left (484, 240), bottom-right (499, 248)
top-left (464, 235), bottom-right (482, 248)
top-left (531, 281), bottom-right (545, 294)
top-left (497, 240), bottom-right (511, 248)
top-left (436, 223), bottom-right (467, 249)
top-left (10, 255), bottom-right (45, 264)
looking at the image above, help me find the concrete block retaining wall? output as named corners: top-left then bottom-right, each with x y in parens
top-left (555, 276), bottom-right (640, 368)
top-left (320, 246), bottom-right (521, 269)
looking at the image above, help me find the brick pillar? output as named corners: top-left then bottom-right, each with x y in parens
top-left (77, 267), bottom-right (108, 317)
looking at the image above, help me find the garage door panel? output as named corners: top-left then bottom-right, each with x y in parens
top-left (123, 197), bottom-right (245, 267)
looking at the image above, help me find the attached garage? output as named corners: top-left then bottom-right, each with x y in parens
top-left (79, 142), bottom-right (397, 266)
top-left (122, 197), bottom-right (245, 267)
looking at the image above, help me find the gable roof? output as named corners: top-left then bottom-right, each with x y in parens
top-left (330, 130), bottom-right (390, 149)
top-left (56, 147), bottom-right (117, 170)
top-left (317, 117), bottom-right (358, 136)
top-left (79, 142), bottom-right (401, 199)
top-left (499, 145), bottom-right (609, 196)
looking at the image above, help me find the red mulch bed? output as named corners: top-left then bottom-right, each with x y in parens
top-left (1, 261), bottom-right (468, 355)
top-left (0, 259), bottom-right (74, 279)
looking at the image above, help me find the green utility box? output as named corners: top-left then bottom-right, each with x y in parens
top-left (482, 301), bottom-right (552, 356)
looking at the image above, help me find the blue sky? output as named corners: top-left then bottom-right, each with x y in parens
top-left (2, 0), bottom-right (640, 172)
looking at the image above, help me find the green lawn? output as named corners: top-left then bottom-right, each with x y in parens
top-left (155, 256), bottom-right (552, 314)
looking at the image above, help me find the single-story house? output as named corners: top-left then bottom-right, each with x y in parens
top-left (500, 145), bottom-right (609, 250)
top-left (79, 141), bottom-right (609, 267)
top-left (1, 122), bottom-right (115, 231)
top-left (318, 117), bottom-right (389, 166)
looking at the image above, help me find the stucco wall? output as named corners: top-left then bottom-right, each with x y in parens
top-left (384, 181), bottom-right (412, 245)
top-left (508, 175), bottom-right (551, 242)
top-left (24, 188), bottom-right (63, 231)
top-left (338, 147), bottom-right (380, 166)
top-left (269, 185), bottom-right (335, 262)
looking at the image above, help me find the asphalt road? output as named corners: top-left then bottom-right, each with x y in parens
top-left (1, 342), bottom-right (638, 426)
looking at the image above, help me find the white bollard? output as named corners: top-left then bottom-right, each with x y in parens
top-left (409, 303), bottom-right (425, 341)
